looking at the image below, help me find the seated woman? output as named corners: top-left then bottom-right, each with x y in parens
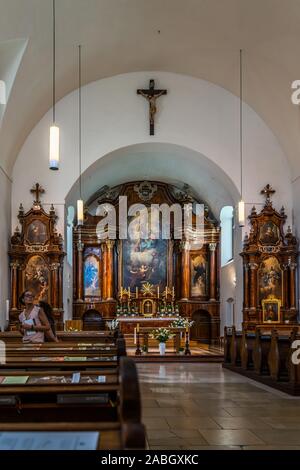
top-left (39, 301), bottom-right (59, 342)
top-left (19, 291), bottom-right (53, 343)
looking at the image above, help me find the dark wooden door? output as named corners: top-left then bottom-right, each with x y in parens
top-left (190, 310), bottom-right (211, 343)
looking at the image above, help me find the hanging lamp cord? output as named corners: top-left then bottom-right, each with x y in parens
top-left (52, 0), bottom-right (56, 123)
top-left (240, 48), bottom-right (243, 199)
top-left (79, 45), bottom-right (82, 199)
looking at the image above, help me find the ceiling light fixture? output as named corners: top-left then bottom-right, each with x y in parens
top-left (77, 45), bottom-right (84, 226)
top-left (238, 49), bottom-right (245, 227)
top-left (49, 0), bottom-right (59, 170)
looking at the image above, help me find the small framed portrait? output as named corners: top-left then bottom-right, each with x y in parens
top-left (26, 220), bottom-right (48, 244)
top-left (262, 298), bottom-right (281, 323)
top-left (259, 221), bottom-right (280, 245)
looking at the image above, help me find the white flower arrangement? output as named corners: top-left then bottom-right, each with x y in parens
top-left (171, 317), bottom-right (194, 328)
top-left (150, 327), bottom-right (174, 343)
top-left (106, 319), bottom-right (119, 330)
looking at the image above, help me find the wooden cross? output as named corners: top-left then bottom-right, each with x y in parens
top-left (30, 183), bottom-right (45, 204)
top-left (137, 79), bottom-right (167, 135)
top-left (260, 184), bottom-right (275, 204)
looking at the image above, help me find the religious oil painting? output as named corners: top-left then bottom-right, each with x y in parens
top-left (262, 298), bottom-right (281, 323)
top-left (84, 254), bottom-right (101, 298)
top-left (259, 256), bottom-right (282, 303)
top-left (122, 238), bottom-right (167, 290)
top-left (122, 209), bottom-right (168, 289)
top-left (259, 221), bottom-right (280, 245)
top-left (25, 255), bottom-right (49, 303)
top-left (190, 253), bottom-right (208, 297)
top-left (26, 220), bottom-right (48, 244)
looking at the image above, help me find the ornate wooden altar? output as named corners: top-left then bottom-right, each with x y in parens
top-left (241, 184), bottom-right (298, 330)
top-left (73, 181), bottom-right (220, 341)
top-left (8, 184), bottom-right (65, 329)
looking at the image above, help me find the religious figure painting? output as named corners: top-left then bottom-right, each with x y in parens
top-left (258, 256), bottom-right (282, 302)
top-left (262, 298), bottom-right (281, 323)
top-left (259, 221), bottom-right (280, 245)
top-left (122, 238), bottom-right (167, 289)
top-left (84, 255), bottom-right (101, 297)
top-left (190, 253), bottom-right (208, 297)
top-left (26, 220), bottom-right (48, 244)
top-left (24, 255), bottom-right (49, 303)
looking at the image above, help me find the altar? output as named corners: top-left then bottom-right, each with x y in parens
top-left (118, 316), bottom-right (178, 334)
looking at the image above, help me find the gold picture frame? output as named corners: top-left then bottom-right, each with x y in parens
top-left (262, 297), bottom-right (281, 323)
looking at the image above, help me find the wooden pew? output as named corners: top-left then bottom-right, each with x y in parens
top-left (267, 329), bottom-right (297, 381)
top-left (0, 330), bottom-right (121, 345)
top-left (0, 357), bottom-right (145, 449)
top-left (287, 330), bottom-right (300, 393)
top-left (0, 355), bottom-right (119, 371)
top-left (252, 328), bottom-right (271, 375)
top-left (4, 342), bottom-right (117, 357)
top-left (230, 326), bottom-right (242, 366)
top-left (240, 330), bottom-right (256, 370)
top-left (223, 326), bottom-right (233, 363)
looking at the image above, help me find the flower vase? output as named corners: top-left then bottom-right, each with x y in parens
top-left (159, 342), bottom-right (166, 355)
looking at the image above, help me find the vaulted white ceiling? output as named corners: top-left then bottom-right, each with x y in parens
top-left (1, 0), bottom-right (300, 177)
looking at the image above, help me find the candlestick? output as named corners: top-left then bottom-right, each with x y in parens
top-left (157, 286), bottom-right (160, 298)
top-left (136, 287), bottom-right (138, 299)
top-left (185, 325), bottom-right (189, 333)
top-left (137, 323), bottom-right (140, 333)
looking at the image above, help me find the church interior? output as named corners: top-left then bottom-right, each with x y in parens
top-left (1, 0), bottom-right (300, 453)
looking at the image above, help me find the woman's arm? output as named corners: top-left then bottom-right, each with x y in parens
top-left (35, 308), bottom-right (51, 332)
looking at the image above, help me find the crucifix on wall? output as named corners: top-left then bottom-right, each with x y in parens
top-left (30, 183), bottom-right (45, 204)
top-left (137, 79), bottom-right (167, 135)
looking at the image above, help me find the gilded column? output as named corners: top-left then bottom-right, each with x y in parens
top-left (106, 240), bottom-right (115, 300)
top-left (180, 241), bottom-right (190, 301)
top-left (282, 263), bottom-right (289, 310)
top-left (10, 261), bottom-right (19, 310)
top-left (101, 242), bottom-right (108, 300)
top-left (77, 240), bottom-right (84, 302)
top-left (249, 262), bottom-right (258, 310)
top-left (58, 263), bottom-right (63, 309)
top-left (244, 263), bottom-right (250, 309)
top-left (289, 261), bottom-right (297, 310)
top-left (50, 262), bottom-right (60, 309)
top-left (209, 243), bottom-right (217, 301)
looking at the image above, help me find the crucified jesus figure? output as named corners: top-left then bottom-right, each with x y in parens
top-left (138, 90), bottom-right (166, 125)
top-left (137, 79), bottom-right (167, 135)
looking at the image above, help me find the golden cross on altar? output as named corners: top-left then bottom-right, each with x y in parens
top-left (30, 183), bottom-right (45, 204)
top-left (260, 184), bottom-right (275, 204)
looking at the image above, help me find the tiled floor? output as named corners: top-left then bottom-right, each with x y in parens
top-left (137, 363), bottom-right (300, 450)
top-left (126, 338), bottom-right (223, 357)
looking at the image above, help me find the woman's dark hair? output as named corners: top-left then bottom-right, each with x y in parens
top-left (39, 301), bottom-right (56, 337)
top-left (19, 290), bottom-right (32, 306)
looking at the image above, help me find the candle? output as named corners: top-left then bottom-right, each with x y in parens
top-left (157, 286), bottom-right (160, 298)
top-left (5, 300), bottom-right (9, 321)
top-left (137, 323), bottom-right (140, 333)
top-left (136, 287), bottom-right (138, 299)
top-left (172, 286), bottom-right (175, 297)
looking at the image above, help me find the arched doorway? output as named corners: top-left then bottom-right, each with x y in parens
top-left (190, 310), bottom-right (212, 343)
top-left (82, 309), bottom-right (105, 331)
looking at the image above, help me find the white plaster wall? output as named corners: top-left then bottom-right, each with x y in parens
top-left (11, 71), bottom-right (294, 326)
top-left (12, 72), bottom-right (292, 222)
top-left (220, 260), bottom-right (236, 333)
top-left (0, 170), bottom-right (11, 331)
